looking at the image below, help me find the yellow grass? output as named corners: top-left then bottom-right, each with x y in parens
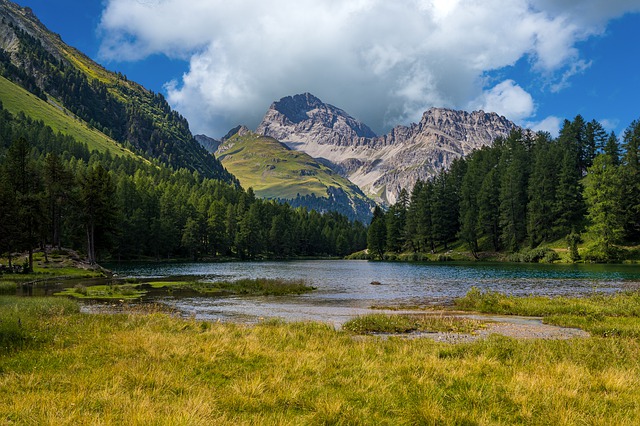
top-left (1, 298), bottom-right (640, 424)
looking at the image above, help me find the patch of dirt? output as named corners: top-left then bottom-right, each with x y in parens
top-left (360, 313), bottom-right (590, 343)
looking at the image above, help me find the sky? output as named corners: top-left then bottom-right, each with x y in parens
top-left (14, 0), bottom-right (640, 139)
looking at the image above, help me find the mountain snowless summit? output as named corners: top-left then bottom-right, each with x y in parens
top-left (257, 93), bottom-right (518, 205)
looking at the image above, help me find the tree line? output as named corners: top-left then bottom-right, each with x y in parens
top-left (368, 116), bottom-right (640, 262)
top-left (0, 103), bottom-right (367, 271)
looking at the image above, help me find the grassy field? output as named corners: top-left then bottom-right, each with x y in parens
top-left (0, 76), bottom-right (135, 157)
top-left (1, 291), bottom-right (640, 424)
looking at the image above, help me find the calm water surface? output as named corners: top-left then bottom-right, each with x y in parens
top-left (106, 260), bottom-right (640, 326)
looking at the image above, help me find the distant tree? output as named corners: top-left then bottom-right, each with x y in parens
top-left (584, 154), bottom-right (624, 259)
top-left (367, 206), bottom-right (387, 259)
top-left (527, 133), bottom-right (557, 246)
top-left (4, 137), bottom-right (42, 271)
top-left (43, 152), bottom-right (73, 249)
top-left (620, 120), bottom-right (640, 243)
top-left (80, 164), bottom-right (118, 265)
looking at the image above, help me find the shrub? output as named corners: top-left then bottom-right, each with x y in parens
top-left (512, 247), bottom-right (559, 263)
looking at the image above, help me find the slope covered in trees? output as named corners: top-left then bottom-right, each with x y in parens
top-left (368, 116), bottom-right (640, 262)
top-left (0, 0), bottom-right (233, 182)
top-left (0, 102), bottom-right (367, 270)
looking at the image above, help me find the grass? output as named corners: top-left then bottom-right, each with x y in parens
top-left (217, 132), bottom-right (367, 201)
top-left (1, 294), bottom-right (640, 424)
top-left (343, 313), bottom-right (483, 334)
top-left (55, 284), bottom-right (146, 300)
top-left (455, 287), bottom-right (640, 337)
top-left (0, 251), bottom-right (107, 283)
top-left (0, 281), bottom-right (17, 294)
top-left (0, 76), bottom-right (136, 157)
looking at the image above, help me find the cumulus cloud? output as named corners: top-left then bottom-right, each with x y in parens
top-left (525, 116), bottom-right (563, 137)
top-left (98, 0), bottom-right (640, 137)
top-left (470, 80), bottom-right (535, 122)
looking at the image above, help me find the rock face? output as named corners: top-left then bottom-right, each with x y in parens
top-left (194, 134), bottom-right (221, 154)
top-left (257, 93), bottom-right (518, 205)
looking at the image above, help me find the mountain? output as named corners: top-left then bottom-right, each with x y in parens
top-left (214, 126), bottom-right (375, 222)
top-left (0, 0), bottom-right (233, 183)
top-left (257, 93), bottom-right (518, 204)
top-left (195, 134), bottom-right (221, 154)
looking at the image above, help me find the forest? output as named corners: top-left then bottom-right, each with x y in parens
top-left (0, 102), bottom-right (367, 271)
top-left (368, 116), bottom-right (640, 262)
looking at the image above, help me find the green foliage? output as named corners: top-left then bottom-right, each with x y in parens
top-left (0, 103), bottom-right (367, 261)
top-left (510, 247), bottom-right (559, 263)
top-left (1, 17), bottom-right (232, 181)
top-left (392, 116), bottom-right (639, 261)
top-left (203, 278), bottom-right (315, 296)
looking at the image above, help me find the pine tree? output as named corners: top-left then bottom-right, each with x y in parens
top-left (367, 206), bottom-right (387, 259)
top-left (527, 133), bottom-right (557, 246)
top-left (584, 154), bottom-right (624, 259)
top-left (498, 133), bottom-right (529, 251)
top-left (80, 164), bottom-right (118, 265)
top-left (620, 120), bottom-right (640, 243)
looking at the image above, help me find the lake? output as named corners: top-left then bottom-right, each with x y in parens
top-left (104, 260), bottom-right (640, 326)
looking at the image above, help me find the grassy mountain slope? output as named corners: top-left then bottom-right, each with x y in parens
top-left (217, 131), bottom-right (375, 221)
top-left (0, 0), bottom-right (233, 182)
top-left (0, 75), bottom-right (135, 157)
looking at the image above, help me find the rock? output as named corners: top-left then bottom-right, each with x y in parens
top-left (257, 94), bottom-right (518, 205)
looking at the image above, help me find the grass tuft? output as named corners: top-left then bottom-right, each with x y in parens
top-left (343, 313), bottom-right (483, 334)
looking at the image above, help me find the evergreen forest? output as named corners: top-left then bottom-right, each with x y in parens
top-left (368, 116), bottom-right (640, 262)
top-left (0, 102), bottom-right (368, 271)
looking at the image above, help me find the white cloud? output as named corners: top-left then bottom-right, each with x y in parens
top-left (524, 116), bottom-right (563, 137)
top-left (599, 118), bottom-right (620, 132)
top-left (98, 0), bottom-right (640, 137)
top-left (471, 80), bottom-right (535, 122)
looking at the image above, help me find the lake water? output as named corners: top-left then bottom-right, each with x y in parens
top-left (105, 260), bottom-right (640, 326)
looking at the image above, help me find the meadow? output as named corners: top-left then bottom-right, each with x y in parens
top-left (1, 289), bottom-right (640, 425)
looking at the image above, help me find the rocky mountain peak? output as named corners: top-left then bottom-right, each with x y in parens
top-left (257, 93), bottom-right (377, 142)
top-left (256, 94), bottom-right (519, 205)
top-left (221, 125), bottom-right (251, 141)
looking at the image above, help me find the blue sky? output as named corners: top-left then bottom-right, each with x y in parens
top-left (14, 0), bottom-right (640, 139)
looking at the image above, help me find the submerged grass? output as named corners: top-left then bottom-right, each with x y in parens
top-left (343, 313), bottom-right (483, 334)
top-left (54, 278), bottom-right (315, 300)
top-left (1, 294), bottom-right (640, 424)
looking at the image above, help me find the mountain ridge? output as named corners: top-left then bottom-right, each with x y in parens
top-left (0, 0), bottom-right (234, 183)
top-left (257, 94), bottom-right (518, 204)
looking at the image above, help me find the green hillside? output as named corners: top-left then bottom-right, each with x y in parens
top-left (0, 75), bottom-right (135, 157)
top-left (0, 0), bottom-right (233, 182)
top-left (216, 131), bottom-right (375, 222)
top-left (219, 132), bottom-right (356, 198)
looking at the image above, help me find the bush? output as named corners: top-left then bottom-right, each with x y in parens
top-left (512, 247), bottom-right (559, 263)
top-left (582, 243), bottom-right (624, 263)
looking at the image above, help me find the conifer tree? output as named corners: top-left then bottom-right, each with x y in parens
top-left (584, 154), bottom-right (624, 259)
top-left (620, 120), bottom-right (640, 242)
